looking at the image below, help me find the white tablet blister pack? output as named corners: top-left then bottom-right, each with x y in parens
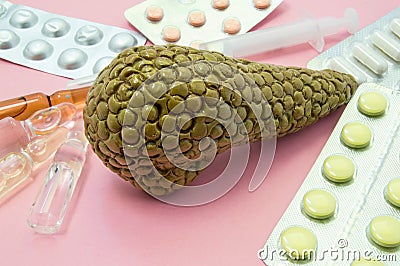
top-left (124, 0), bottom-right (283, 47)
top-left (0, 1), bottom-right (146, 79)
top-left (260, 83), bottom-right (400, 265)
top-left (308, 7), bottom-right (400, 89)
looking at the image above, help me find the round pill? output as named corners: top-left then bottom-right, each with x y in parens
top-left (212, 0), bottom-right (230, 10)
top-left (369, 215), bottom-right (400, 248)
top-left (386, 178), bottom-right (400, 207)
top-left (223, 17), bottom-right (241, 34)
top-left (0, 4), bottom-right (7, 18)
top-left (57, 48), bottom-right (88, 70)
top-left (93, 56), bottom-right (113, 74)
top-left (190, 40), bottom-right (203, 49)
top-left (75, 25), bottom-right (103, 46)
top-left (23, 40), bottom-right (53, 60)
top-left (0, 29), bottom-right (20, 50)
top-left (341, 122), bottom-right (372, 149)
top-left (253, 0), bottom-right (271, 9)
top-left (108, 33), bottom-right (137, 53)
top-left (188, 10), bottom-right (206, 27)
top-left (146, 6), bottom-right (164, 22)
top-left (351, 258), bottom-right (385, 266)
top-left (280, 226), bottom-right (317, 260)
top-left (162, 26), bottom-right (181, 42)
top-left (323, 154), bottom-right (355, 183)
top-left (9, 9), bottom-right (38, 28)
top-left (358, 91), bottom-right (387, 116)
top-left (42, 18), bottom-right (70, 37)
top-left (302, 189), bottom-right (336, 219)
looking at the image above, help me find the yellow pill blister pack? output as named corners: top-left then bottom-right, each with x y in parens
top-left (260, 83), bottom-right (400, 265)
top-left (308, 7), bottom-right (400, 89)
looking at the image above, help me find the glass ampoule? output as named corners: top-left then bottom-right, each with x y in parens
top-left (0, 103), bottom-right (77, 159)
top-left (0, 127), bottom-right (69, 204)
top-left (27, 119), bottom-right (88, 234)
top-left (0, 86), bottom-right (89, 121)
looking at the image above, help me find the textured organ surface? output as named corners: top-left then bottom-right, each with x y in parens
top-left (83, 44), bottom-right (358, 195)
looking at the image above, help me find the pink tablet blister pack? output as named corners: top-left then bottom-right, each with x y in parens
top-left (124, 0), bottom-right (283, 47)
top-left (0, 1), bottom-right (146, 79)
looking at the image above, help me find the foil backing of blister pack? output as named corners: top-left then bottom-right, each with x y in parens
top-left (124, 0), bottom-right (283, 46)
top-left (261, 83), bottom-right (400, 266)
top-left (0, 1), bottom-right (146, 79)
top-left (308, 7), bottom-right (400, 90)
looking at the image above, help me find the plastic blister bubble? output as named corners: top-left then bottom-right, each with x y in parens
top-left (261, 83), bottom-right (400, 265)
top-left (124, 0), bottom-right (283, 46)
top-left (308, 7), bottom-right (400, 90)
top-left (0, 1), bottom-right (146, 79)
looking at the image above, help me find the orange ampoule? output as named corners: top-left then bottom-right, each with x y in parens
top-left (0, 86), bottom-right (90, 121)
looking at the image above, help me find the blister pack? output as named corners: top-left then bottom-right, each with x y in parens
top-left (308, 7), bottom-right (400, 89)
top-left (0, 1), bottom-right (146, 79)
top-left (124, 0), bottom-right (283, 46)
top-left (260, 83), bottom-right (400, 265)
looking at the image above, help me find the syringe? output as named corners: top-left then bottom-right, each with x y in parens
top-left (199, 8), bottom-right (358, 57)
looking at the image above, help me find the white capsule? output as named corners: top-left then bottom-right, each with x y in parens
top-left (108, 33), bottom-right (138, 53)
top-left (57, 48), bottom-right (88, 70)
top-left (93, 56), bottom-right (113, 73)
top-left (352, 43), bottom-right (388, 75)
top-left (0, 29), bottom-right (20, 49)
top-left (371, 31), bottom-right (400, 62)
top-left (42, 18), bottom-right (70, 38)
top-left (0, 4), bottom-right (7, 18)
top-left (390, 18), bottom-right (400, 38)
top-left (23, 40), bottom-right (53, 60)
top-left (9, 9), bottom-right (38, 28)
top-left (326, 56), bottom-right (367, 84)
top-left (75, 25), bottom-right (103, 46)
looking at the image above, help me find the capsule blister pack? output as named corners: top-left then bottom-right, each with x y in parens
top-left (308, 7), bottom-right (400, 89)
top-left (124, 0), bottom-right (283, 46)
top-left (0, 1), bottom-right (146, 79)
top-left (260, 83), bottom-right (400, 265)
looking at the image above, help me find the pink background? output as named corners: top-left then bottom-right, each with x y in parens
top-left (0, 0), bottom-right (398, 265)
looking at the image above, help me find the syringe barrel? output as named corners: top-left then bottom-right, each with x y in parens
top-left (202, 19), bottom-right (320, 57)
